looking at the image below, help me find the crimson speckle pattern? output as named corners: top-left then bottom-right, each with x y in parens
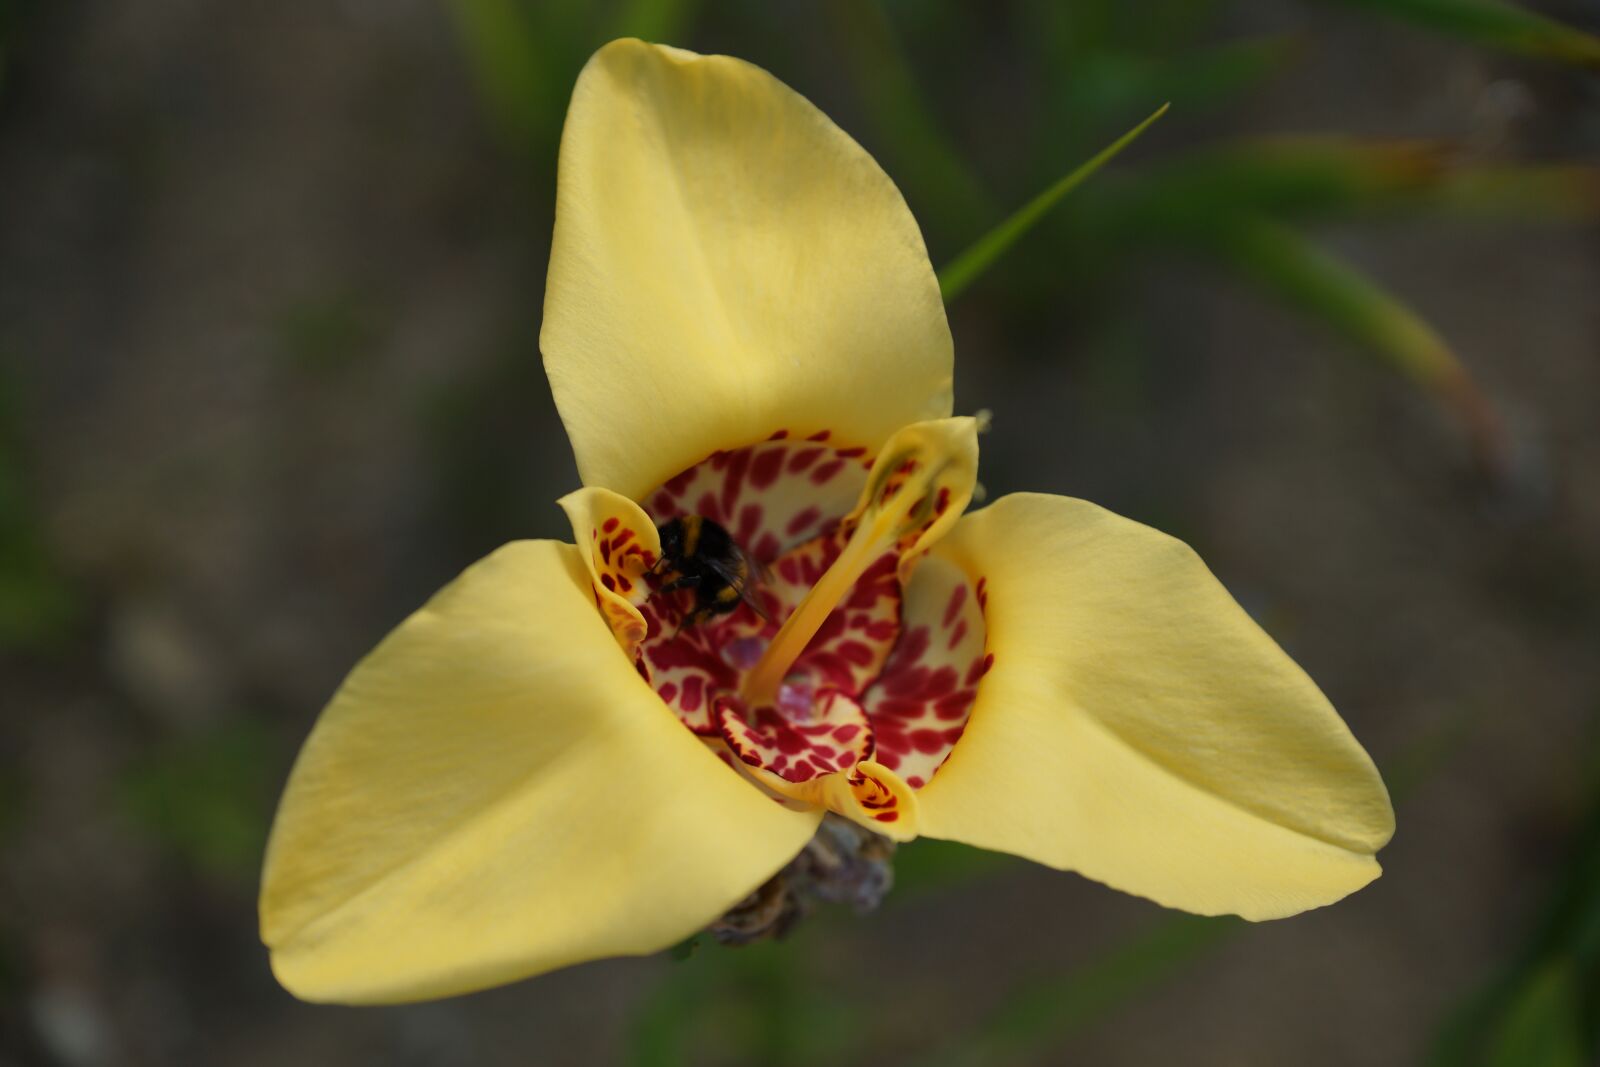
top-left (635, 431), bottom-right (989, 799)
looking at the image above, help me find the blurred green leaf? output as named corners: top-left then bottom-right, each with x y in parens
top-left (276, 290), bottom-right (383, 375)
top-left (827, 0), bottom-right (995, 234)
top-left (420, 335), bottom-right (554, 543)
top-left (1213, 218), bottom-right (1458, 385)
top-left (449, 0), bottom-right (588, 155)
top-left (1157, 35), bottom-right (1300, 107)
top-left (628, 938), bottom-right (858, 1067)
top-left (629, 948), bottom-right (713, 1067)
top-left (1485, 962), bottom-right (1588, 1067)
top-left (929, 913), bottom-right (1240, 1067)
top-left (1204, 217), bottom-right (1509, 476)
top-left (0, 0), bottom-right (16, 91)
top-left (1105, 138), bottom-right (1452, 228)
top-left (117, 720), bottom-right (281, 881)
top-left (450, 0), bottom-right (704, 164)
top-left (1382, 706), bottom-right (1493, 804)
top-left (1325, 0), bottom-right (1600, 68)
top-left (1105, 139), bottom-right (1600, 228)
top-left (450, 0), bottom-right (545, 148)
top-left (605, 0), bottom-right (701, 43)
top-left (729, 940), bottom-right (859, 1067)
top-left (1421, 165), bottom-right (1600, 222)
top-left (938, 102), bottom-right (1168, 302)
top-left (1013, 0), bottom-right (1246, 181)
top-left (0, 363), bottom-right (79, 652)
top-left (1430, 733), bottom-right (1600, 1066)
top-left (0, 766), bottom-right (20, 843)
top-left (890, 836), bottom-right (1019, 897)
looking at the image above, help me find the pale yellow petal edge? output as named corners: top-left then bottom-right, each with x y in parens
top-left (261, 540), bottom-right (820, 1003)
top-left (916, 493), bottom-right (1394, 921)
top-left (542, 38), bottom-right (953, 499)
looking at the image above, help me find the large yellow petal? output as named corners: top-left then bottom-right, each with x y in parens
top-left (917, 494), bottom-right (1395, 920)
top-left (541, 39), bottom-right (954, 499)
top-left (260, 540), bottom-right (820, 1004)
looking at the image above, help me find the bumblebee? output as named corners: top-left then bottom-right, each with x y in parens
top-left (654, 515), bottom-right (769, 629)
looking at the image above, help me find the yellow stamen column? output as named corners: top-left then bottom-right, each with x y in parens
top-left (741, 416), bottom-right (982, 706)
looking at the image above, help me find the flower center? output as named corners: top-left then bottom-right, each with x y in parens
top-left (628, 429), bottom-right (991, 797)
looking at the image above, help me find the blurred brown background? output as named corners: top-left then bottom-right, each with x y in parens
top-left (2, 1), bottom-right (1598, 1064)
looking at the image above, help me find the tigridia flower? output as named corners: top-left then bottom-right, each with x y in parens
top-left (260, 39), bottom-right (1394, 1004)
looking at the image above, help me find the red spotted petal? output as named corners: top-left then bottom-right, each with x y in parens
top-left (861, 555), bottom-right (988, 789)
top-left (716, 690), bottom-right (874, 784)
top-left (644, 433), bottom-right (871, 562)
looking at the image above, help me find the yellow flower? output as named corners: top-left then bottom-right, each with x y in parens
top-left (260, 39), bottom-right (1394, 1005)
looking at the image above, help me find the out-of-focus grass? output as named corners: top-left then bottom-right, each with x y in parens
top-left (0, 362), bottom-right (79, 653)
top-left (825, 0), bottom-right (996, 229)
top-left (1429, 731), bottom-right (1600, 1067)
top-left (629, 937), bottom-right (865, 1067)
top-left (0, 0), bottom-right (21, 90)
top-left (1324, 0), bottom-right (1600, 67)
top-left (631, 839), bottom-right (1019, 1066)
top-left (450, 0), bottom-right (706, 161)
top-left (419, 334), bottom-right (555, 546)
top-left (890, 836), bottom-right (1021, 898)
top-left (449, 0), bottom-right (579, 155)
top-left (1093, 139), bottom-right (1600, 228)
top-left (1204, 217), bottom-right (1509, 475)
top-left (929, 914), bottom-right (1241, 1067)
top-left (275, 290), bottom-right (385, 377)
top-left (1002, 136), bottom-right (1599, 476)
top-left (1484, 962), bottom-right (1589, 1067)
top-left (0, 764), bottom-right (20, 846)
top-left (117, 720), bottom-right (282, 883)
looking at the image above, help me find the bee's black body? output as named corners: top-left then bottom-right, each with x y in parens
top-left (654, 515), bottom-right (766, 629)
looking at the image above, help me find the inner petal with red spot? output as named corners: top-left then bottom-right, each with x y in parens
top-left (607, 418), bottom-right (988, 836)
top-left (717, 689), bottom-right (873, 783)
top-left (646, 429), bottom-right (870, 564)
top-left (861, 554), bottom-right (991, 789)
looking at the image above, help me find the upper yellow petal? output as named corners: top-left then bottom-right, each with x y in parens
top-left (917, 494), bottom-right (1395, 920)
top-left (541, 38), bottom-right (953, 499)
top-left (260, 540), bottom-right (820, 1004)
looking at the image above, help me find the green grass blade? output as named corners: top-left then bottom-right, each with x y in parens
top-left (1208, 217), bottom-right (1510, 478)
top-left (1121, 137), bottom-right (1452, 224)
top-left (938, 103), bottom-right (1170, 303)
top-left (1422, 165), bottom-right (1600, 221)
top-left (1083, 139), bottom-right (1600, 240)
top-left (1326, 0), bottom-right (1600, 68)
